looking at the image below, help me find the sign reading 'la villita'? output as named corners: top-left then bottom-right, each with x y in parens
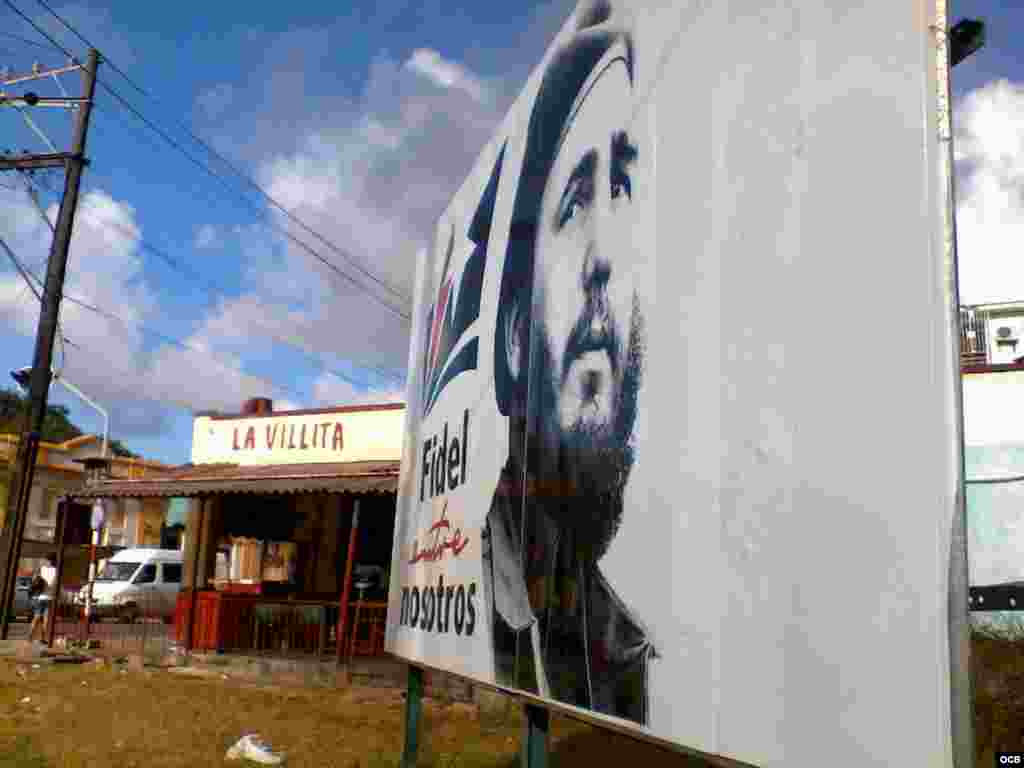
top-left (233, 421), bottom-right (344, 452)
top-left (190, 404), bottom-right (406, 467)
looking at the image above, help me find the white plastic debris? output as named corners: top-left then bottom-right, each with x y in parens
top-left (225, 734), bottom-right (284, 765)
top-left (19, 697), bottom-right (30, 704)
top-left (31, 664), bottom-right (40, 669)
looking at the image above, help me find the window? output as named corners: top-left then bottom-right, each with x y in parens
top-left (162, 563), bottom-right (182, 584)
top-left (98, 562), bottom-right (139, 582)
top-left (134, 564), bottom-right (157, 584)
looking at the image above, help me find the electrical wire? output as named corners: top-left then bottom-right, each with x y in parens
top-left (0, 30), bottom-right (55, 51)
top-left (0, 233), bottom-right (41, 302)
top-left (94, 83), bottom-right (412, 322)
top-left (0, 231), bottom-right (71, 368)
top-left (22, 0), bottom-right (413, 320)
top-left (26, 169), bottom-right (404, 387)
top-left (34, 0), bottom-right (410, 303)
top-left (4, 0), bottom-right (410, 390)
top-left (1, 186), bottom-right (303, 402)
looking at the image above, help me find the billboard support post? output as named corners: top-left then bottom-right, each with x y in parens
top-left (935, 4), bottom-right (977, 767)
top-left (400, 665), bottom-right (424, 768)
top-left (521, 704), bottom-right (549, 768)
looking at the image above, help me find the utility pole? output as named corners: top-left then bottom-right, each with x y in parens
top-left (0, 49), bottom-right (99, 640)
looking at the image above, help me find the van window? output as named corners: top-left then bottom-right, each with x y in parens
top-left (134, 564), bottom-right (157, 584)
top-left (162, 563), bottom-right (182, 584)
top-left (98, 562), bottom-right (139, 582)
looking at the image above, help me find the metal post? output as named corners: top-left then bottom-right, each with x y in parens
top-left (521, 704), bottom-right (550, 768)
top-left (82, 527), bottom-right (98, 639)
top-left (335, 497), bottom-right (361, 663)
top-left (46, 496), bottom-right (68, 647)
top-left (185, 498), bottom-right (207, 653)
top-left (934, 4), bottom-right (975, 766)
top-left (53, 373), bottom-right (108, 458)
top-left (401, 665), bottom-right (424, 768)
top-left (0, 49), bottom-right (100, 637)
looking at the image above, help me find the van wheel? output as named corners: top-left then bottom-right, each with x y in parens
top-left (118, 608), bottom-right (137, 624)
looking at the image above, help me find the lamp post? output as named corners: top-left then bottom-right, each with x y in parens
top-left (11, 367), bottom-right (108, 458)
top-left (10, 367), bottom-right (109, 641)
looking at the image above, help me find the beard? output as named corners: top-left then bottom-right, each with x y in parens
top-left (528, 293), bottom-right (645, 563)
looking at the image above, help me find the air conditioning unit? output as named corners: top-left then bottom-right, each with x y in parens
top-left (995, 325), bottom-right (1019, 348)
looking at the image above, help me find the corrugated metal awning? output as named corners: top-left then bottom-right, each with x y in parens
top-left (69, 460), bottom-right (400, 498)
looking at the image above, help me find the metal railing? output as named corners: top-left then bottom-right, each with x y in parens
top-left (12, 588), bottom-right (177, 659)
top-left (175, 594), bottom-right (388, 660)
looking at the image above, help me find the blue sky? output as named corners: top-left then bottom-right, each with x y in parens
top-left (0, 0), bottom-right (574, 463)
top-left (0, 0), bottom-right (1015, 466)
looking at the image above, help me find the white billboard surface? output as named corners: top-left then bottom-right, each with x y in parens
top-left (387, 1), bottom-right (958, 765)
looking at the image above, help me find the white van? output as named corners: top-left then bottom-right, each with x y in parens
top-left (77, 548), bottom-right (184, 623)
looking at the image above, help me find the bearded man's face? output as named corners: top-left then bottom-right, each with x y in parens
top-left (527, 44), bottom-right (645, 559)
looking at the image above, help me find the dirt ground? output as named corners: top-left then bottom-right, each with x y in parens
top-left (0, 657), bottom-right (710, 768)
top-left (1, 627), bottom-right (1019, 768)
top-left (972, 623), bottom-right (1024, 764)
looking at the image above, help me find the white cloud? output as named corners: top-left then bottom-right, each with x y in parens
top-left (195, 224), bottom-right (219, 250)
top-left (955, 80), bottom-right (1024, 304)
top-left (0, 183), bottom-right (293, 430)
top-left (3, 25), bottom-right (524, 446)
top-left (210, 46), bottom-right (503, 378)
top-left (312, 372), bottom-right (405, 407)
top-left (405, 48), bottom-right (489, 103)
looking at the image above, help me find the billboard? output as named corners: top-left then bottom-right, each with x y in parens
top-left (387, 1), bottom-right (959, 765)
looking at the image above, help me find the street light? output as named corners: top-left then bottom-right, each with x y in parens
top-left (10, 366), bottom-right (108, 458)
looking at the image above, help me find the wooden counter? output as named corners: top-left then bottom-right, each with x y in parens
top-left (175, 589), bottom-right (388, 658)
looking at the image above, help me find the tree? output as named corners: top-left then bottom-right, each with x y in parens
top-left (0, 387), bottom-right (137, 457)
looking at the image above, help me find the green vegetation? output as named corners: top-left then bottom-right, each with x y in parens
top-left (0, 386), bottom-right (137, 458)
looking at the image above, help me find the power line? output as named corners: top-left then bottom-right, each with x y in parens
top-left (34, 0), bottom-right (410, 303)
top-left (0, 233), bottom-right (41, 301)
top-left (26, 169), bottom-right (404, 387)
top-left (0, 231), bottom-right (71, 368)
top-left (2, 0), bottom-right (68, 57)
top-left (1, 239), bottom-right (305, 416)
top-left (0, 182), bottom-right (302, 402)
top-left (0, 31), bottom-right (54, 51)
top-left (4, 0), bottom-right (410, 387)
top-left (95, 82), bottom-right (412, 322)
top-left (25, 0), bottom-right (413, 319)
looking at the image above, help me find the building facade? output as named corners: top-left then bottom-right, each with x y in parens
top-left (0, 433), bottom-right (172, 577)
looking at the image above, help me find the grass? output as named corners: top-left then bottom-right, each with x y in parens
top-left (0, 658), bottom-right (710, 768)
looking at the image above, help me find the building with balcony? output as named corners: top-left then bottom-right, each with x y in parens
top-left (961, 302), bottom-right (1024, 372)
top-left (0, 433), bottom-right (173, 580)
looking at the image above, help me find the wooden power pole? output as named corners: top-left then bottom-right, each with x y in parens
top-left (0, 49), bottom-right (100, 640)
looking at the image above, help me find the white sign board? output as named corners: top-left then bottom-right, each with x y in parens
top-left (190, 405), bottom-right (405, 466)
top-left (387, 1), bottom-right (959, 765)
